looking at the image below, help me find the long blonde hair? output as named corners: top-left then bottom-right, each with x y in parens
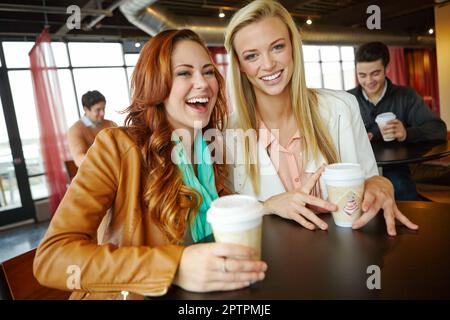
top-left (224, 0), bottom-right (338, 194)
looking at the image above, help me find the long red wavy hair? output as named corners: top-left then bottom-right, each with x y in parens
top-left (124, 29), bottom-right (228, 244)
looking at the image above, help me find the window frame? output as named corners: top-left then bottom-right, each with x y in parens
top-left (1, 40), bottom-right (134, 201)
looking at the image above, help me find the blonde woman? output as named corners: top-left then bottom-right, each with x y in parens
top-left (224, 0), bottom-right (418, 236)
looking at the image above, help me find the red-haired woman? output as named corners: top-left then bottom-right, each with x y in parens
top-left (33, 29), bottom-right (266, 300)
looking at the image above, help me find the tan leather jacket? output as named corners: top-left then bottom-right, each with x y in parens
top-left (34, 128), bottom-right (228, 300)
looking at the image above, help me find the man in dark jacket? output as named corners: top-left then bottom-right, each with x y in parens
top-left (348, 42), bottom-right (447, 200)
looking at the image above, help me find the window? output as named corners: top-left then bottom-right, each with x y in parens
top-left (0, 99), bottom-right (21, 210)
top-left (68, 42), bottom-right (124, 67)
top-left (3, 41), bottom-right (34, 68)
top-left (51, 42), bottom-right (70, 68)
top-left (303, 45), bottom-right (356, 90)
top-left (304, 62), bottom-right (322, 88)
top-left (341, 47), bottom-right (356, 90)
top-left (2, 40), bottom-right (133, 202)
top-left (124, 53), bottom-right (139, 66)
top-left (73, 68), bottom-right (129, 126)
top-left (126, 67), bottom-right (135, 89)
top-left (57, 69), bottom-right (79, 129)
top-left (3, 42), bottom-right (69, 68)
top-left (8, 70), bottom-right (44, 176)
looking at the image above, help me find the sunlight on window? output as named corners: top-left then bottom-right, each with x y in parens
top-left (3, 42), bottom-right (69, 68)
top-left (342, 61), bottom-right (356, 90)
top-left (7, 70), bottom-right (49, 199)
top-left (30, 175), bottom-right (49, 200)
top-left (341, 46), bottom-right (355, 61)
top-left (68, 42), bottom-right (124, 67)
top-left (0, 99), bottom-right (21, 210)
top-left (303, 46), bottom-right (320, 62)
top-left (302, 45), bottom-right (355, 90)
top-left (322, 62), bottom-right (342, 90)
top-left (1, 41), bottom-right (141, 205)
top-left (3, 42), bottom-right (34, 68)
top-left (8, 71), bottom-right (40, 141)
top-left (304, 62), bottom-right (322, 88)
top-left (51, 42), bottom-right (70, 67)
top-left (125, 54), bottom-right (139, 66)
top-left (0, 100), bottom-right (8, 146)
top-left (320, 46), bottom-right (340, 62)
top-left (73, 68), bottom-right (130, 126)
top-left (8, 70), bottom-right (45, 175)
top-left (57, 69), bottom-right (79, 128)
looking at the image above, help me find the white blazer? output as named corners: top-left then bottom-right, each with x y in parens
top-left (230, 89), bottom-right (379, 201)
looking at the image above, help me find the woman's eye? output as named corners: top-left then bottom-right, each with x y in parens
top-left (244, 53), bottom-right (257, 61)
top-left (176, 71), bottom-right (190, 77)
top-left (204, 69), bottom-right (215, 76)
top-left (273, 44), bottom-right (285, 51)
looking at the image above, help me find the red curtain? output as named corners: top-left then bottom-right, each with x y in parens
top-left (29, 27), bottom-right (70, 214)
top-left (405, 48), bottom-right (440, 115)
top-left (386, 47), bottom-right (408, 86)
top-left (208, 47), bottom-right (228, 77)
top-left (209, 46), bottom-right (233, 112)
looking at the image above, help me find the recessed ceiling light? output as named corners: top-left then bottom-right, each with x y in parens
top-left (306, 19), bottom-right (312, 25)
top-left (428, 28), bottom-right (434, 35)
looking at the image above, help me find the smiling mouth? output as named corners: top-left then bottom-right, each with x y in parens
top-left (185, 96), bottom-right (210, 113)
top-left (260, 70), bottom-right (283, 81)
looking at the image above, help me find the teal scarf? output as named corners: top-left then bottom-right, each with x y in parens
top-left (173, 133), bottom-right (218, 243)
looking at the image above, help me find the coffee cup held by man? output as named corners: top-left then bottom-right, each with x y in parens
top-left (348, 42), bottom-right (447, 200)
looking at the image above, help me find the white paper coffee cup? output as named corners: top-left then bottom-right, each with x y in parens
top-left (322, 163), bottom-right (365, 228)
top-left (375, 112), bottom-right (396, 142)
top-left (207, 195), bottom-right (264, 259)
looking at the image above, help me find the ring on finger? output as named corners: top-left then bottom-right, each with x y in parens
top-left (222, 258), bottom-right (227, 273)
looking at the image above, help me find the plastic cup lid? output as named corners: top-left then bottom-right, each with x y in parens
top-left (207, 195), bottom-right (264, 225)
top-left (375, 112), bottom-right (396, 123)
top-left (322, 163), bottom-right (365, 181)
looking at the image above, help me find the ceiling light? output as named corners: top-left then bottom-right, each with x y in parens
top-left (135, 42), bottom-right (141, 48)
top-left (219, 10), bottom-right (225, 18)
top-left (306, 19), bottom-right (312, 25)
top-left (428, 28), bottom-right (434, 35)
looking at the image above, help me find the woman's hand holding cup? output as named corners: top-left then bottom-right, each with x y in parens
top-left (173, 243), bottom-right (267, 293)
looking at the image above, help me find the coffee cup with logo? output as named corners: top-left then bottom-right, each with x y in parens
top-left (322, 163), bottom-right (365, 228)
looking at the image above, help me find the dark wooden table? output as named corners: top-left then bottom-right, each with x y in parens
top-left (372, 140), bottom-right (450, 166)
top-left (156, 201), bottom-right (450, 299)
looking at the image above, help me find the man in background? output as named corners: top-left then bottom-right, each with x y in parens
top-left (348, 42), bottom-right (447, 200)
top-left (68, 90), bottom-right (117, 167)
